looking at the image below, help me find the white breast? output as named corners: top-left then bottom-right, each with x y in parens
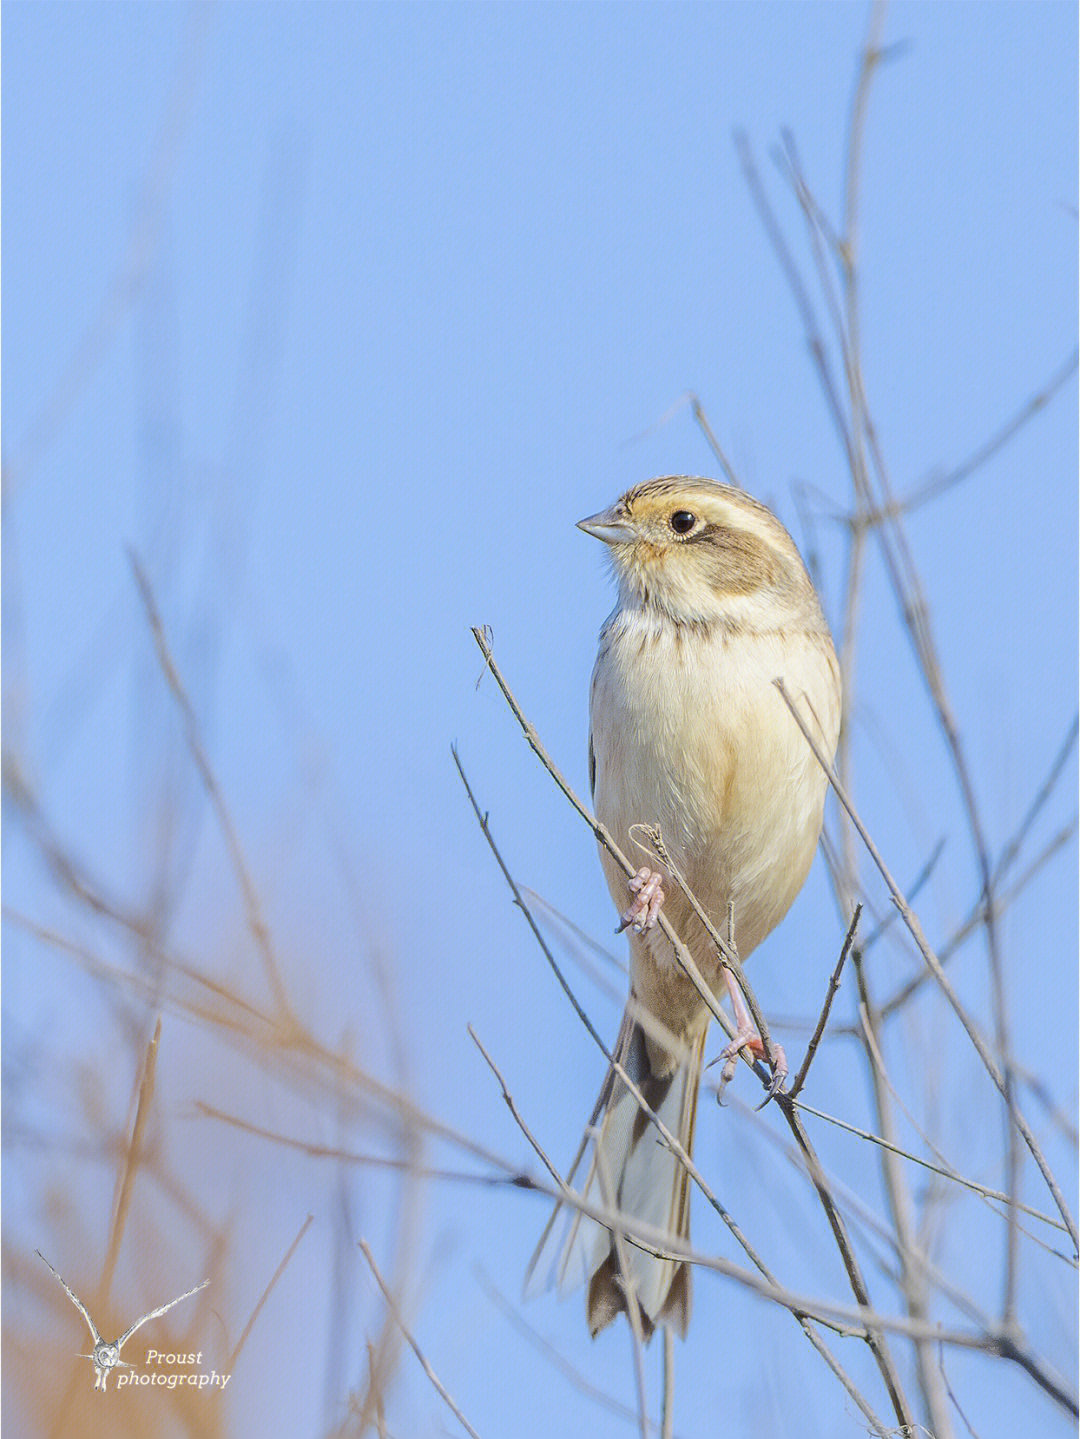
top-left (590, 610), bottom-right (839, 960)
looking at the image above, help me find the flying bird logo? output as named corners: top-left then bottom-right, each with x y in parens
top-left (36, 1250), bottom-right (209, 1392)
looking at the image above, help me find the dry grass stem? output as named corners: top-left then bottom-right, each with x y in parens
top-left (228, 1214), bottom-right (314, 1369)
top-left (129, 550), bottom-right (293, 1016)
top-left (102, 1017), bottom-right (162, 1296)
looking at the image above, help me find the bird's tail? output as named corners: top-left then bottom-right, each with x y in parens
top-left (527, 1009), bottom-right (706, 1340)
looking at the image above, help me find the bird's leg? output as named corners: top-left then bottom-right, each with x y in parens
top-left (716, 965), bottom-right (787, 1102)
top-left (617, 867), bottom-right (666, 934)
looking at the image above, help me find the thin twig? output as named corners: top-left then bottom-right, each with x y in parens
top-left (775, 1093), bottom-right (915, 1428)
top-left (772, 28), bottom-right (963, 1424)
top-left (452, 745), bottom-right (641, 1065)
top-left (991, 716), bottom-right (1078, 890)
top-left (854, 945), bottom-right (953, 1438)
top-left (196, 1102), bottom-right (528, 1190)
top-left (789, 906), bottom-right (861, 1098)
top-left (467, 1026), bottom-right (566, 1190)
top-left (877, 822), bottom-right (1076, 1020)
top-left (875, 349), bottom-right (1078, 523)
top-left (359, 1239), bottom-right (483, 1439)
top-left (460, 654), bottom-right (752, 1064)
top-left (688, 393), bottom-right (741, 487)
top-left (367, 1340), bottom-right (389, 1439)
top-left (787, 1099), bottom-right (1071, 1239)
top-left (477, 1269), bottom-right (675, 1438)
top-left (864, 353), bottom-right (1022, 1336)
top-left (938, 1344), bottom-right (982, 1439)
top-left (661, 1327), bottom-right (675, 1439)
top-left (635, 823), bottom-right (781, 1096)
top-left (860, 841), bottom-right (945, 953)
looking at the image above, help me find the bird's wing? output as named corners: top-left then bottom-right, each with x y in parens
top-left (36, 1250), bottom-right (102, 1345)
top-left (118, 1278), bottom-right (209, 1349)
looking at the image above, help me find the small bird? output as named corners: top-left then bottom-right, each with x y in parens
top-left (535, 476), bottom-right (841, 1339)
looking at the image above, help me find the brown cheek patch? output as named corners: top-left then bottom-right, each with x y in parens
top-left (701, 528), bottom-right (784, 595)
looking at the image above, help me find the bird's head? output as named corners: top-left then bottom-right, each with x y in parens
top-left (578, 476), bottom-right (820, 631)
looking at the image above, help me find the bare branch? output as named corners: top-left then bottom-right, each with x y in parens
top-left (991, 716), bottom-right (1078, 890)
top-left (878, 821), bottom-right (1076, 1020)
top-left (467, 1025), bottom-right (566, 1191)
top-left (774, 676), bottom-right (1078, 1250)
top-left (787, 1098), bottom-right (1072, 1242)
top-left (877, 350), bottom-right (1079, 523)
top-left (789, 905), bottom-right (861, 1098)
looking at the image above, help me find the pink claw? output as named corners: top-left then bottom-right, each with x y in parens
top-left (617, 867), bottom-right (666, 934)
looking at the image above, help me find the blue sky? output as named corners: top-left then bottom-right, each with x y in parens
top-left (4, 4), bottom-right (1076, 1437)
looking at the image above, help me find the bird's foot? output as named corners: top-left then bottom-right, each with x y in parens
top-left (710, 963), bottom-right (787, 1108)
top-left (716, 1027), bottom-right (788, 1108)
top-left (617, 867), bottom-right (666, 934)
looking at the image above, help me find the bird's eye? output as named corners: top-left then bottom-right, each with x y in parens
top-left (670, 511), bottom-right (696, 534)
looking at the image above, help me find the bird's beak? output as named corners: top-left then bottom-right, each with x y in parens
top-left (577, 507), bottom-right (637, 545)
